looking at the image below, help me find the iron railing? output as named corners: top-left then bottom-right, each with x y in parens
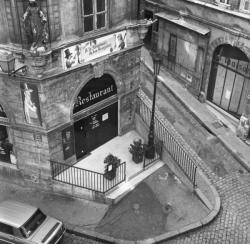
top-left (50, 160), bottom-right (126, 193)
top-left (137, 90), bottom-right (197, 188)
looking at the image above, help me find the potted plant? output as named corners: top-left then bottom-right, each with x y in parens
top-left (104, 154), bottom-right (121, 180)
top-left (129, 139), bottom-right (144, 163)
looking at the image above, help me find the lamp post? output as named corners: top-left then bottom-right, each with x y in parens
top-left (145, 51), bottom-right (162, 159)
top-left (0, 50), bottom-right (27, 76)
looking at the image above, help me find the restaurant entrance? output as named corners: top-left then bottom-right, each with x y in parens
top-left (73, 74), bottom-right (118, 160)
top-left (74, 102), bottom-right (118, 159)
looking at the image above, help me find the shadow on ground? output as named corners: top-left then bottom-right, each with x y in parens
top-left (95, 166), bottom-right (209, 241)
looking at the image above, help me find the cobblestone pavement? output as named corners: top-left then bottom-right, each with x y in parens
top-left (62, 233), bottom-right (101, 244)
top-left (161, 172), bottom-right (250, 244)
top-left (140, 67), bottom-right (250, 244)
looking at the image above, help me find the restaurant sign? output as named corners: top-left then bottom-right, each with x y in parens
top-left (73, 74), bottom-right (117, 113)
top-left (62, 30), bottom-right (127, 70)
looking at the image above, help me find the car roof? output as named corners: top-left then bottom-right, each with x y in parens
top-left (0, 200), bottom-right (38, 228)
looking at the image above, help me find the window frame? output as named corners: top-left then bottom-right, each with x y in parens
top-left (240, 0), bottom-right (250, 13)
top-left (215, 0), bottom-right (231, 8)
top-left (219, 0), bottom-right (230, 4)
top-left (81, 0), bottom-right (107, 33)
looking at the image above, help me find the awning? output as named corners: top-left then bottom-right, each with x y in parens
top-left (155, 12), bottom-right (210, 35)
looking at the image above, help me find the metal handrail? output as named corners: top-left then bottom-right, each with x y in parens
top-left (137, 90), bottom-right (197, 188)
top-left (50, 160), bottom-right (126, 194)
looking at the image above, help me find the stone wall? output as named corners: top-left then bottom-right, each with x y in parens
top-left (142, 0), bottom-right (250, 99)
top-left (0, 47), bottom-right (142, 184)
top-left (0, 1), bottom-right (9, 43)
top-left (0, 0), bottom-right (139, 46)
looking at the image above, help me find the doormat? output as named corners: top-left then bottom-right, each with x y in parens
top-left (211, 121), bottom-right (224, 129)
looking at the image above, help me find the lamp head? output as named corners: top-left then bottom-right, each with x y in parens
top-left (0, 51), bottom-right (15, 74)
top-left (151, 51), bottom-right (162, 76)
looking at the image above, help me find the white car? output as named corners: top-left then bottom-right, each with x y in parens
top-left (0, 200), bottom-right (65, 244)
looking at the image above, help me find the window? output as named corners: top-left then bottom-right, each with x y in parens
top-left (240, 0), bottom-right (250, 12)
top-left (82, 0), bottom-right (107, 33)
top-left (0, 222), bottom-right (13, 235)
top-left (23, 209), bottom-right (46, 237)
top-left (215, 0), bottom-right (230, 8)
top-left (168, 34), bottom-right (177, 63)
top-left (219, 0), bottom-right (230, 3)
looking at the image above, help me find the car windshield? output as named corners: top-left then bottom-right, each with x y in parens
top-left (22, 209), bottom-right (46, 237)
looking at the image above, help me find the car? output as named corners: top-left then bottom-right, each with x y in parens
top-left (0, 200), bottom-right (65, 244)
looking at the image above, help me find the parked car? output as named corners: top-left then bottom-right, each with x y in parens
top-left (0, 200), bottom-right (65, 244)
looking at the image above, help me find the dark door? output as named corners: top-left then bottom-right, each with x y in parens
top-left (74, 119), bottom-right (88, 160)
top-left (144, 10), bottom-right (153, 48)
top-left (0, 125), bottom-right (10, 163)
top-left (74, 102), bottom-right (118, 160)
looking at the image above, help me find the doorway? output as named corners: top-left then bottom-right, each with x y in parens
top-left (74, 102), bottom-right (118, 159)
top-left (73, 74), bottom-right (118, 160)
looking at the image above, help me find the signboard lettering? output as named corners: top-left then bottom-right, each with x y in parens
top-left (62, 30), bottom-right (127, 70)
top-left (75, 85), bottom-right (114, 107)
top-left (90, 114), bottom-right (100, 130)
top-left (215, 55), bottom-right (250, 77)
top-left (73, 74), bottom-right (117, 113)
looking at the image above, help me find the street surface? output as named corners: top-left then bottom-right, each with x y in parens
top-left (1, 68), bottom-right (249, 243)
top-left (61, 68), bottom-right (250, 243)
top-left (140, 67), bottom-right (250, 243)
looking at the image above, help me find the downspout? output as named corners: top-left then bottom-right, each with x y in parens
top-left (198, 31), bottom-right (210, 102)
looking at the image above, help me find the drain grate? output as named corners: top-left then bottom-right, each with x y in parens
top-left (211, 121), bottom-right (224, 129)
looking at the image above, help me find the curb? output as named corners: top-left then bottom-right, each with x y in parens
top-left (64, 164), bottom-right (221, 243)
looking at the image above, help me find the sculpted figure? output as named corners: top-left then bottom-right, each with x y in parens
top-left (23, 0), bottom-right (48, 53)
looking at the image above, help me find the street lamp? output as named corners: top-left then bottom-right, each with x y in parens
top-left (0, 50), bottom-right (28, 76)
top-left (145, 51), bottom-right (162, 159)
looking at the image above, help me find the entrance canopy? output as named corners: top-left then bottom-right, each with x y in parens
top-left (155, 12), bottom-right (210, 35)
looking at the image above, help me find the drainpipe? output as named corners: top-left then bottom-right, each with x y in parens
top-left (198, 32), bottom-right (210, 103)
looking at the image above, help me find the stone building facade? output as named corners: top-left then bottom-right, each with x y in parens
top-left (0, 0), bottom-right (144, 190)
top-left (140, 0), bottom-right (250, 138)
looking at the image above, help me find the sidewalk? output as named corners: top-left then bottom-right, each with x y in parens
top-left (142, 48), bottom-right (250, 172)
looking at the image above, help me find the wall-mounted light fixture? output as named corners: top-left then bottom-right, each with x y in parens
top-left (137, 19), bottom-right (157, 41)
top-left (0, 50), bottom-right (28, 76)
